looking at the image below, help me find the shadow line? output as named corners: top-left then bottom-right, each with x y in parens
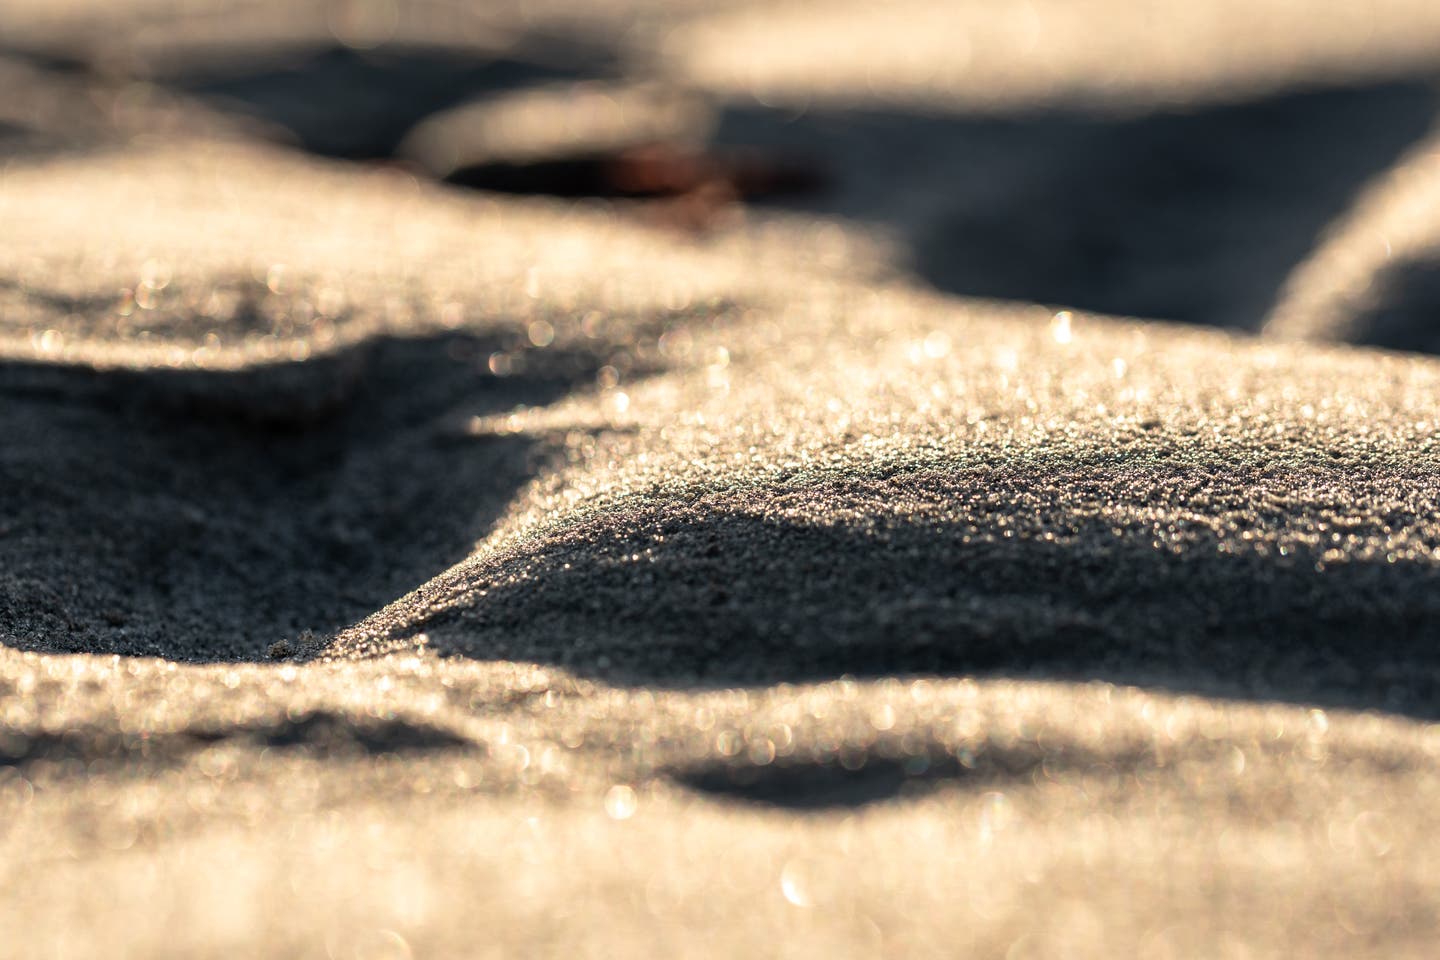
top-left (159, 45), bottom-right (597, 160)
top-left (1340, 257), bottom-right (1440, 353)
top-left (401, 468), bottom-right (1440, 719)
top-left (0, 710), bottom-right (471, 774)
top-left (715, 78), bottom-right (1440, 330)
top-left (0, 328), bottom-right (621, 661)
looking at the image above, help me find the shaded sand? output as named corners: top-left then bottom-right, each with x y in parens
top-left (7, 2), bottom-right (1440, 957)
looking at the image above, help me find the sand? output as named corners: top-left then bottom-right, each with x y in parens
top-left (5, 2), bottom-right (1440, 957)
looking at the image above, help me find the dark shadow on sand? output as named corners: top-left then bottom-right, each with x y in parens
top-left (0, 329), bottom-right (617, 661)
top-left (716, 78), bottom-right (1440, 330)
top-left (1340, 257), bottom-right (1440, 353)
top-left (407, 478), bottom-right (1440, 719)
top-left (0, 710), bottom-right (471, 774)
top-left (163, 45), bottom-right (595, 159)
top-left (668, 739), bottom-right (1161, 810)
top-left (671, 754), bottom-right (979, 811)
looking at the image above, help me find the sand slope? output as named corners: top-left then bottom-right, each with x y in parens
top-left (6, 2), bottom-right (1440, 957)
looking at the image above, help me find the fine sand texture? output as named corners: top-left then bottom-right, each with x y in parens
top-left (6, 2), bottom-right (1440, 957)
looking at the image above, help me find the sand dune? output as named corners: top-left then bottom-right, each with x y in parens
top-left (6, 2), bottom-right (1440, 957)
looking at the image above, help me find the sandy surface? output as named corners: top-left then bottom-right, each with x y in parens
top-left (6, 2), bottom-right (1440, 957)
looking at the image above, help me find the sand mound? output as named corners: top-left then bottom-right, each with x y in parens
top-left (7, 2), bottom-right (1440, 956)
